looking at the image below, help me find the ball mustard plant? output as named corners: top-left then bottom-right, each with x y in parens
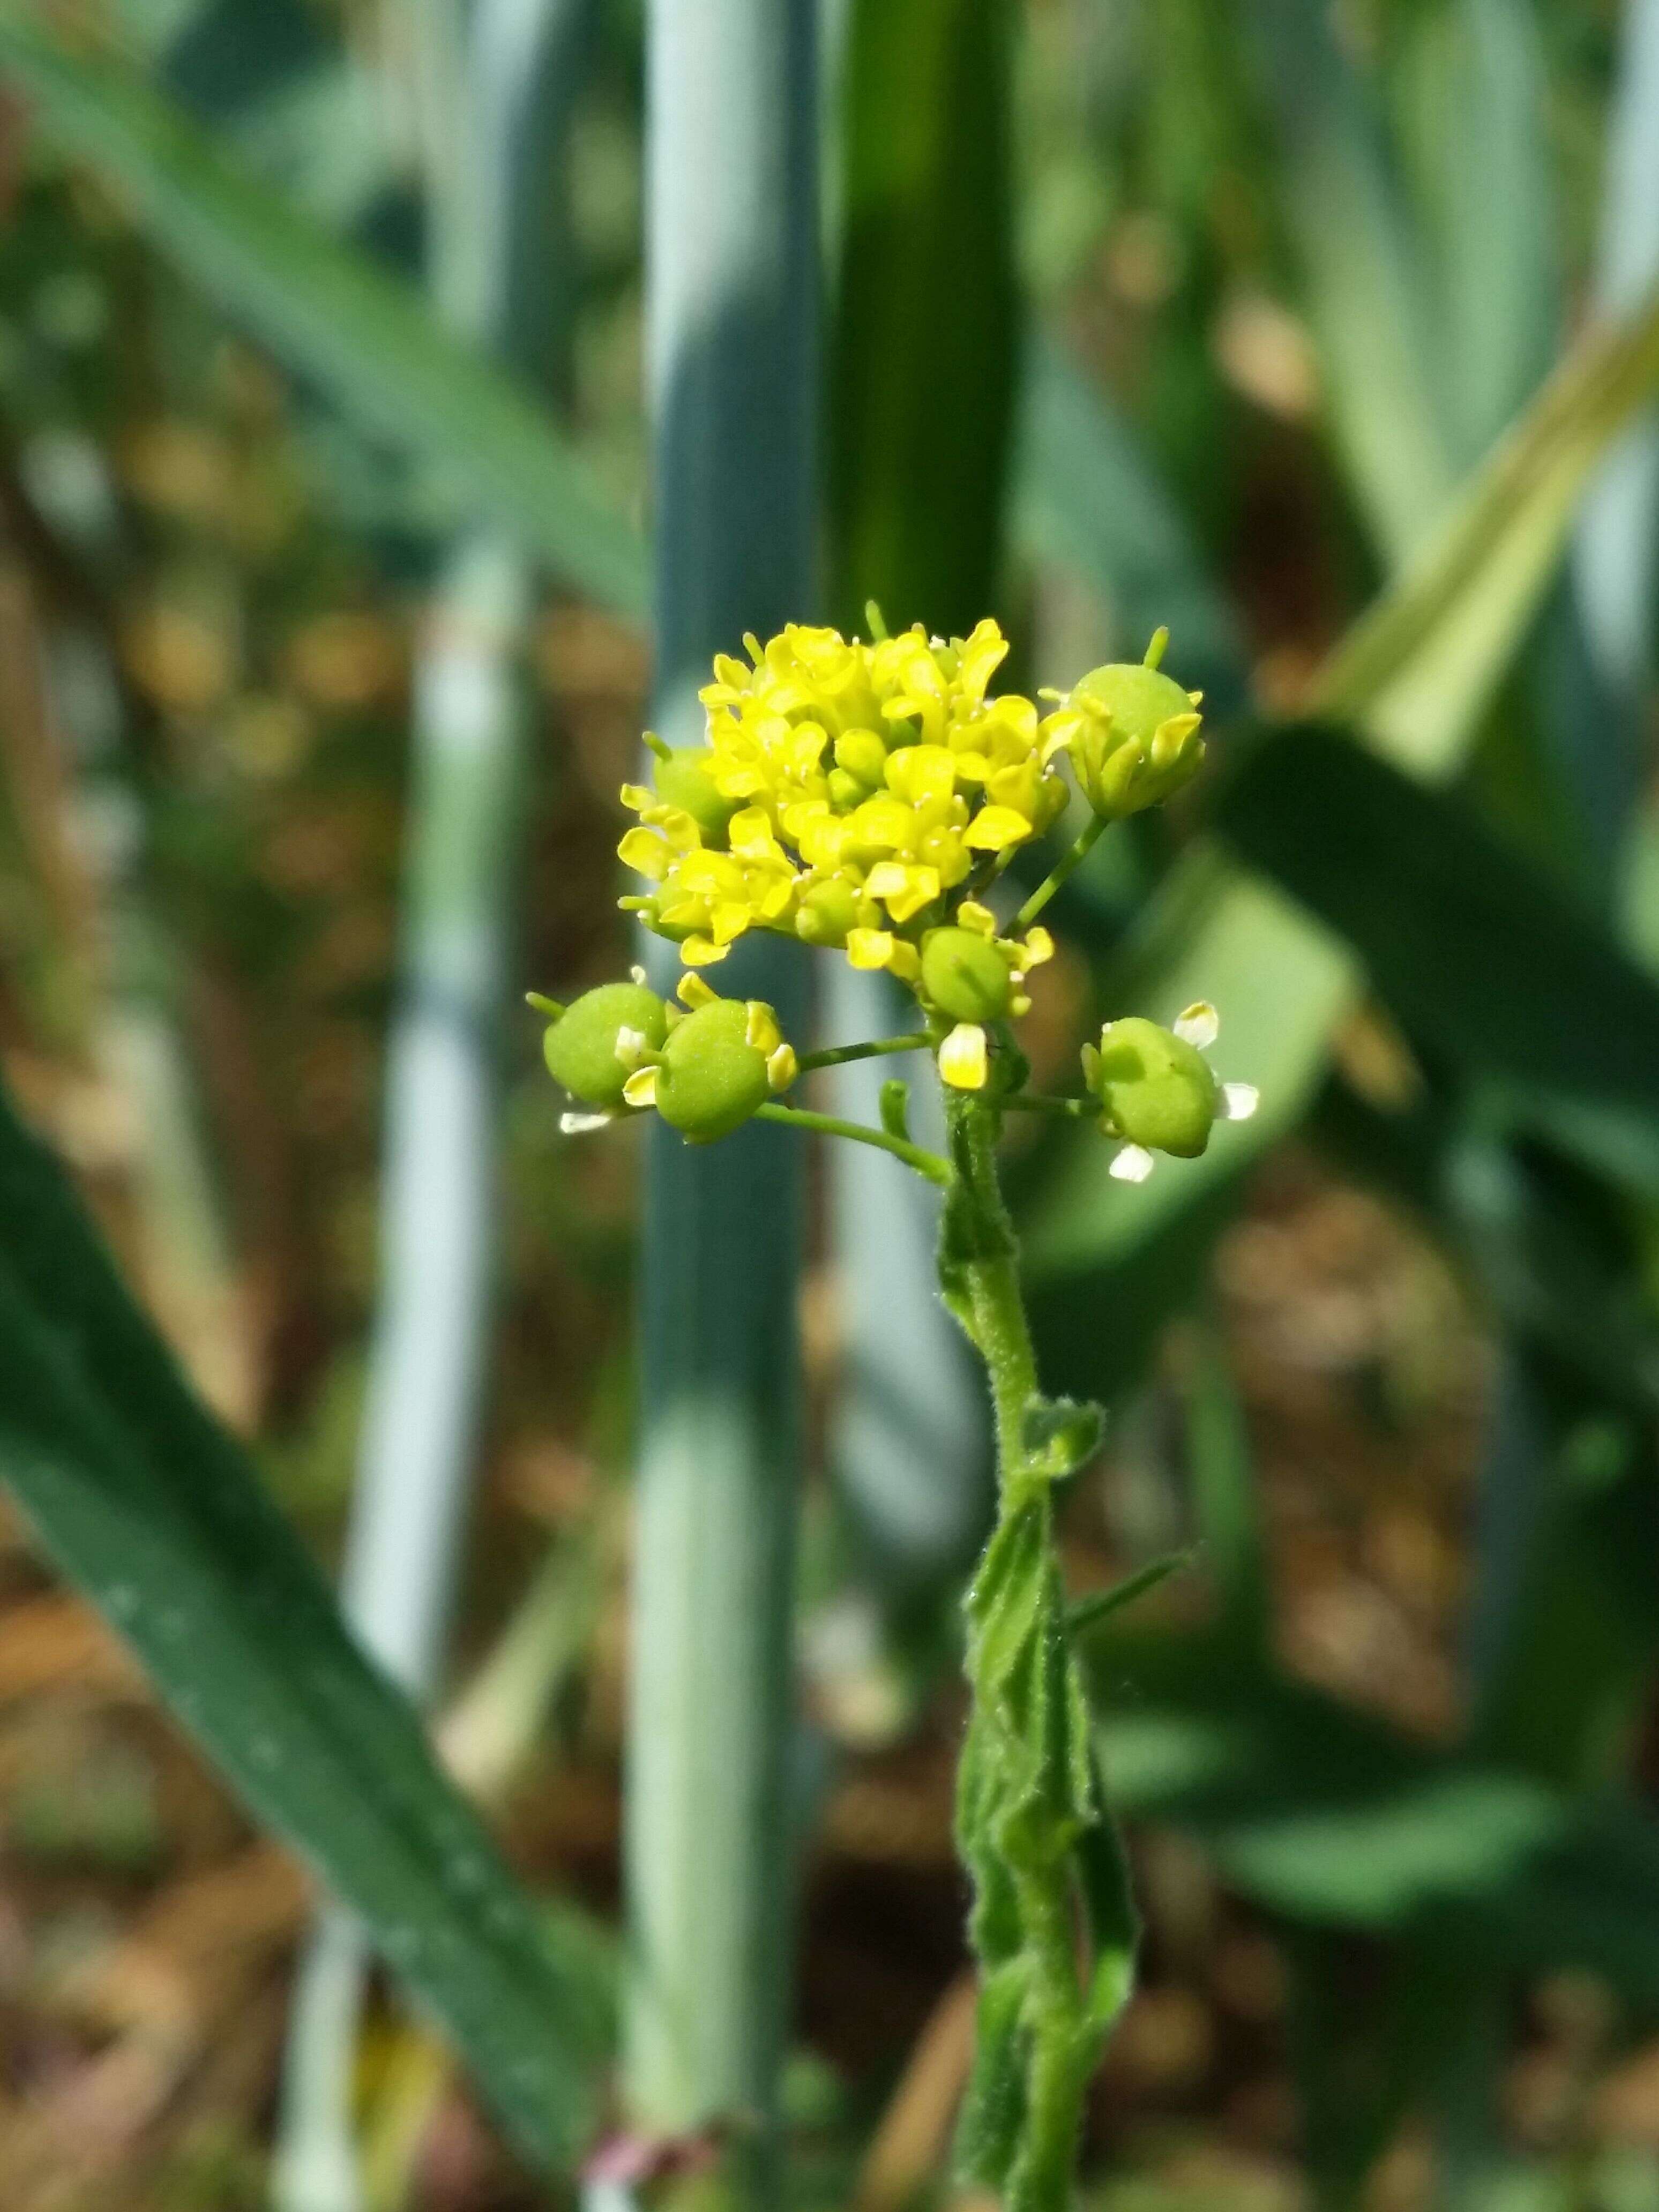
top-left (534, 617), bottom-right (1255, 2212)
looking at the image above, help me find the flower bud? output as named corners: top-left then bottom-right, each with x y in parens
top-left (833, 729), bottom-right (890, 790)
top-left (543, 982), bottom-right (669, 1108)
top-left (1055, 661), bottom-right (1204, 820)
top-left (795, 878), bottom-right (862, 947)
top-left (921, 927), bottom-right (1013, 1022)
top-left (654, 997), bottom-right (775, 1141)
top-left (1084, 1015), bottom-right (1217, 1157)
top-left (653, 747), bottom-right (739, 846)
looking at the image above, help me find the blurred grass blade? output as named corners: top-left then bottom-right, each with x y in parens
top-left (0, 1078), bottom-right (599, 2173)
top-left (1025, 285), bottom-right (1659, 1302)
top-left (0, 9), bottom-right (645, 615)
top-left (825, 0), bottom-right (1015, 1598)
top-left (1387, 0), bottom-right (1555, 474)
top-left (1572, 0), bottom-right (1659, 837)
top-left (1317, 293), bottom-right (1659, 772)
top-left (276, 3), bottom-right (593, 2202)
top-left (1180, 1325), bottom-right (1267, 1653)
top-left (1012, 334), bottom-right (1249, 714)
top-left (829, 0), bottom-right (1017, 639)
top-left (1249, 0), bottom-right (1452, 562)
top-left (1211, 721), bottom-right (1659, 1193)
top-left (626, 0), bottom-right (818, 2186)
top-left (1212, 725), bottom-right (1659, 1194)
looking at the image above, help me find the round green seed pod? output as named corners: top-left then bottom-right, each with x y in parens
top-left (1065, 660), bottom-right (1205, 819)
top-left (921, 928), bottom-right (1013, 1022)
top-left (1088, 1015), bottom-right (1217, 1157)
top-left (654, 998), bottom-right (771, 1141)
top-left (1073, 661), bottom-right (1195, 745)
top-left (795, 878), bottom-right (861, 947)
top-left (543, 983), bottom-right (668, 1108)
top-left (654, 748), bottom-right (738, 845)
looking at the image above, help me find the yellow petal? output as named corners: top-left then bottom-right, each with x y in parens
top-left (711, 901), bottom-right (753, 946)
top-left (957, 901), bottom-right (998, 938)
top-left (766, 1042), bottom-right (798, 1092)
top-left (727, 805), bottom-right (778, 855)
top-left (745, 1001), bottom-right (782, 1055)
top-left (622, 1067), bottom-right (659, 1108)
top-left (962, 805), bottom-right (1034, 852)
top-left (1021, 926), bottom-right (1056, 968)
top-left (618, 827), bottom-right (670, 879)
top-left (937, 1023), bottom-right (989, 1091)
top-left (678, 973), bottom-right (718, 1008)
top-left (680, 936), bottom-right (730, 967)
top-left (846, 927), bottom-right (896, 971)
top-left (872, 863), bottom-right (940, 923)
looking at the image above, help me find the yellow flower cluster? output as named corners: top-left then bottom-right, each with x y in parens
top-left (618, 619), bottom-right (1067, 977)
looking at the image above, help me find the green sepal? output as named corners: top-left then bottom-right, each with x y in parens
top-left (879, 1078), bottom-right (911, 1141)
top-left (1020, 1394), bottom-right (1105, 1483)
top-left (953, 1956), bottom-right (1031, 2191)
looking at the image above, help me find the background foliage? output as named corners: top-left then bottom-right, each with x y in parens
top-left (4, 2), bottom-right (1659, 2210)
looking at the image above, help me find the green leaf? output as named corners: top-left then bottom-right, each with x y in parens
top-left (830, 0), bottom-right (1017, 636)
top-left (1083, 1625), bottom-right (1659, 2009)
top-left (1012, 335), bottom-right (1249, 713)
top-left (1019, 1393), bottom-right (1104, 1484)
top-left (0, 13), bottom-right (646, 616)
top-left (1024, 283), bottom-right (1659, 1311)
top-left (1249, 0), bottom-right (1454, 563)
top-left (953, 1957), bottom-right (1030, 2191)
top-left (1385, 0), bottom-right (1556, 475)
top-left (1212, 721), bottom-right (1659, 1196)
top-left (0, 1079), bottom-right (599, 2173)
top-left (1066, 1551), bottom-right (1188, 1636)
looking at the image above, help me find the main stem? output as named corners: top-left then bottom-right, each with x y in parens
top-left (943, 1087), bottom-right (1108, 2212)
top-left (945, 1092), bottom-right (1037, 1486)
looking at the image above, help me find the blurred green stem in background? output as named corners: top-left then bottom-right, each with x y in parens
top-left (1572, 0), bottom-right (1659, 872)
top-left (821, 0), bottom-right (1017, 1612)
top-left (275, 3), bottom-right (590, 2207)
top-left (622, 0), bottom-right (817, 2198)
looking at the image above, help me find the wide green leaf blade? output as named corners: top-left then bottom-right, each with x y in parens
top-left (1024, 287), bottom-right (1659, 1299)
top-left (1213, 721), bottom-right (1659, 1193)
top-left (829, 0), bottom-right (1017, 637)
top-left (0, 10), bottom-right (646, 617)
top-left (1089, 1627), bottom-right (1659, 2006)
top-left (0, 1079), bottom-right (600, 2174)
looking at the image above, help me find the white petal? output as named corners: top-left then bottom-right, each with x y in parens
top-left (937, 1022), bottom-right (989, 1091)
top-left (560, 1110), bottom-right (614, 1135)
top-left (629, 963), bottom-right (649, 986)
top-left (1109, 1143), bottom-right (1157, 1184)
top-left (1173, 1000), bottom-right (1219, 1050)
top-left (613, 1025), bottom-right (648, 1067)
top-left (1220, 1082), bottom-right (1259, 1123)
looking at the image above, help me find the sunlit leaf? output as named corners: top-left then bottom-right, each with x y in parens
top-left (0, 1079), bottom-right (601, 2174)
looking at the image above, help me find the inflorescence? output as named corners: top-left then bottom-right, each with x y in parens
top-left (533, 616), bottom-right (1256, 1178)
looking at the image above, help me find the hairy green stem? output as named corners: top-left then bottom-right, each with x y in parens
top-left (941, 1087), bottom-right (1137, 2212)
top-left (1013, 814), bottom-right (1106, 933)
top-left (755, 1101), bottom-right (948, 1184)
top-left (946, 1094), bottom-right (1038, 1478)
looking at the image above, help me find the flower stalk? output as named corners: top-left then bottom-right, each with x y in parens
top-left (539, 615), bottom-right (1256, 2206)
